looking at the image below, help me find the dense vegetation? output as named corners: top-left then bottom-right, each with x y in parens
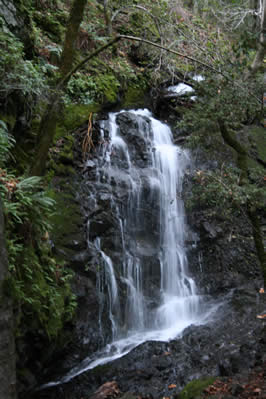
top-left (0, 0), bottom-right (265, 397)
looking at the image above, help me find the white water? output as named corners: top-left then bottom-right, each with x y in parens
top-left (167, 75), bottom-right (204, 96)
top-left (43, 109), bottom-right (213, 388)
top-left (167, 82), bottom-right (194, 95)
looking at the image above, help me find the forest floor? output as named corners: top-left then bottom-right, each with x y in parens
top-left (202, 362), bottom-right (266, 399)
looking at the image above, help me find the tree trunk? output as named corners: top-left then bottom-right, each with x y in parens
top-left (103, 0), bottom-right (112, 36)
top-left (0, 199), bottom-right (16, 399)
top-left (249, 0), bottom-right (266, 75)
top-left (31, 0), bottom-right (87, 176)
top-left (59, 0), bottom-right (88, 77)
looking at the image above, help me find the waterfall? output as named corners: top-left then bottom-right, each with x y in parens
top-left (96, 109), bottom-right (200, 339)
top-left (44, 109), bottom-right (205, 387)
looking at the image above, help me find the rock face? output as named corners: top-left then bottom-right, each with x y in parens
top-left (0, 0), bottom-right (33, 54)
top-left (28, 109), bottom-right (265, 399)
top-left (0, 199), bottom-right (16, 399)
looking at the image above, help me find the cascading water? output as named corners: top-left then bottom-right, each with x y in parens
top-left (98, 110), bottom-right (200, 339)
top-left (44, 109), bottom-right (209, 387)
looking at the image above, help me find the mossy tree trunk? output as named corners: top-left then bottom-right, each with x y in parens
top-left (103, 0), bottom-right (112, 36)
top-left (249, 0), bottom-right (266, 75)
top-left (0, 199), bottom-right (16, 399)
top-left (218, 119), bottom-right (266, 287)
top-left (31, 0), bottom-right (87, 176)
top-left (59, 0), bottom-right (88, 78)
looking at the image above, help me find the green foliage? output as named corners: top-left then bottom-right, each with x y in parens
top-left (64, 72), bottom-right (98, 104)
top-left (178, 377), bottom-right (216, 399)
top-left (178, 71), bottom-right (262, 150)
top-left (7, 245), bottom-right (76, 338)
top-left (0, 18), bottom-right (48, 97)
top-left (189, 166), bottom-right (266, 214)
top-left (0, 120), bottom-right (15, 166)
top-left (65, 71), bottom-right (120, 104)
top-left (33, 9), bottom-right (64, 40)
top-left (0, 127), bottom-right (76, 339)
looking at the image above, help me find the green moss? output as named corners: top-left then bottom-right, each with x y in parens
top-left (177, 377), bottom-right (216, 399)
top-left (123, 84), bottom-right (147, 108)
top-left (47, 187), bottom-right (83, 257)
top-left (53, 163), bottom-right (75, 176)
top-left (62, 103), bottom-right (101, 132)
top-left (58, 135), bottom-right (75, 164)
top-left (95, 73), bottom-right (120, 104)
top-left (249, 126), bottom-right (266, 162)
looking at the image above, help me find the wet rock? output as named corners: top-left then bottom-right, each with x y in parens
top-left (202, 221), bottom-right (223, 239)
top-left (86, 160), bottom-right (97, 169)
top-left (116, 112), bottom-right (152, 166)
top-left (71, 250), bottom-right (91, 268)
top-left (89, 212), bottom-right (116, 238)
top-left (0, 0), bottom-right (17, 27)
top-left (64, 233), bottom-right (87, 251)
top-left (120, 393), bottom-right (139, 399)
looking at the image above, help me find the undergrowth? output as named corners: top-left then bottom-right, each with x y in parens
top-left (0, 120), bottom-right (76, 339)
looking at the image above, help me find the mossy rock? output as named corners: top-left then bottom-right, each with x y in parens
top-left (47, 185), bottom-right (83, 260)
top-left (53, 163), bottom-right (75, 176)
top-left (54, 103), bottom-right (101, 139)
top-left (123, 84), bottom-right (147, 108)
top-left (95, 73), bottom-right (120, 104)
top-left (177, 377), bottom-right (216, 399)
top-left (248, 125), bottom-right (266, 163)
top-left (58, 135), bottom-right (75, 165)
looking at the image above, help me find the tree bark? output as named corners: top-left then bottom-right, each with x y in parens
top-left (249, 0), bottom-right (266, 75)
top-left (31, 0), bottom-right (87, 176)
top-left (0, 198), bottom-right (16, 399)
top-left (59, 0), bottom-right (88, 77)
top-left (103, 0), bottom-right (112, 36)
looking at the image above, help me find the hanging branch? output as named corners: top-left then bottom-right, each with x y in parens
top-left (56, 34), bottom-right (262, 104)
top-left (118, 35), bottom-right (262, 104)
top-left (120, 34), bottom-right (220, 72)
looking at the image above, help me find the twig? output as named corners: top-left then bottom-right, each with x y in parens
top-left (82, 113), bottom-right (94, 159)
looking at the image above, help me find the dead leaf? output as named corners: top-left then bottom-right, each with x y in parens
top-left (259, 288), bottom-right (264, 294)
top-left (168, 384), bottom-right (177, 389)
top-left (256, 314), bottom-right (266, 319)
